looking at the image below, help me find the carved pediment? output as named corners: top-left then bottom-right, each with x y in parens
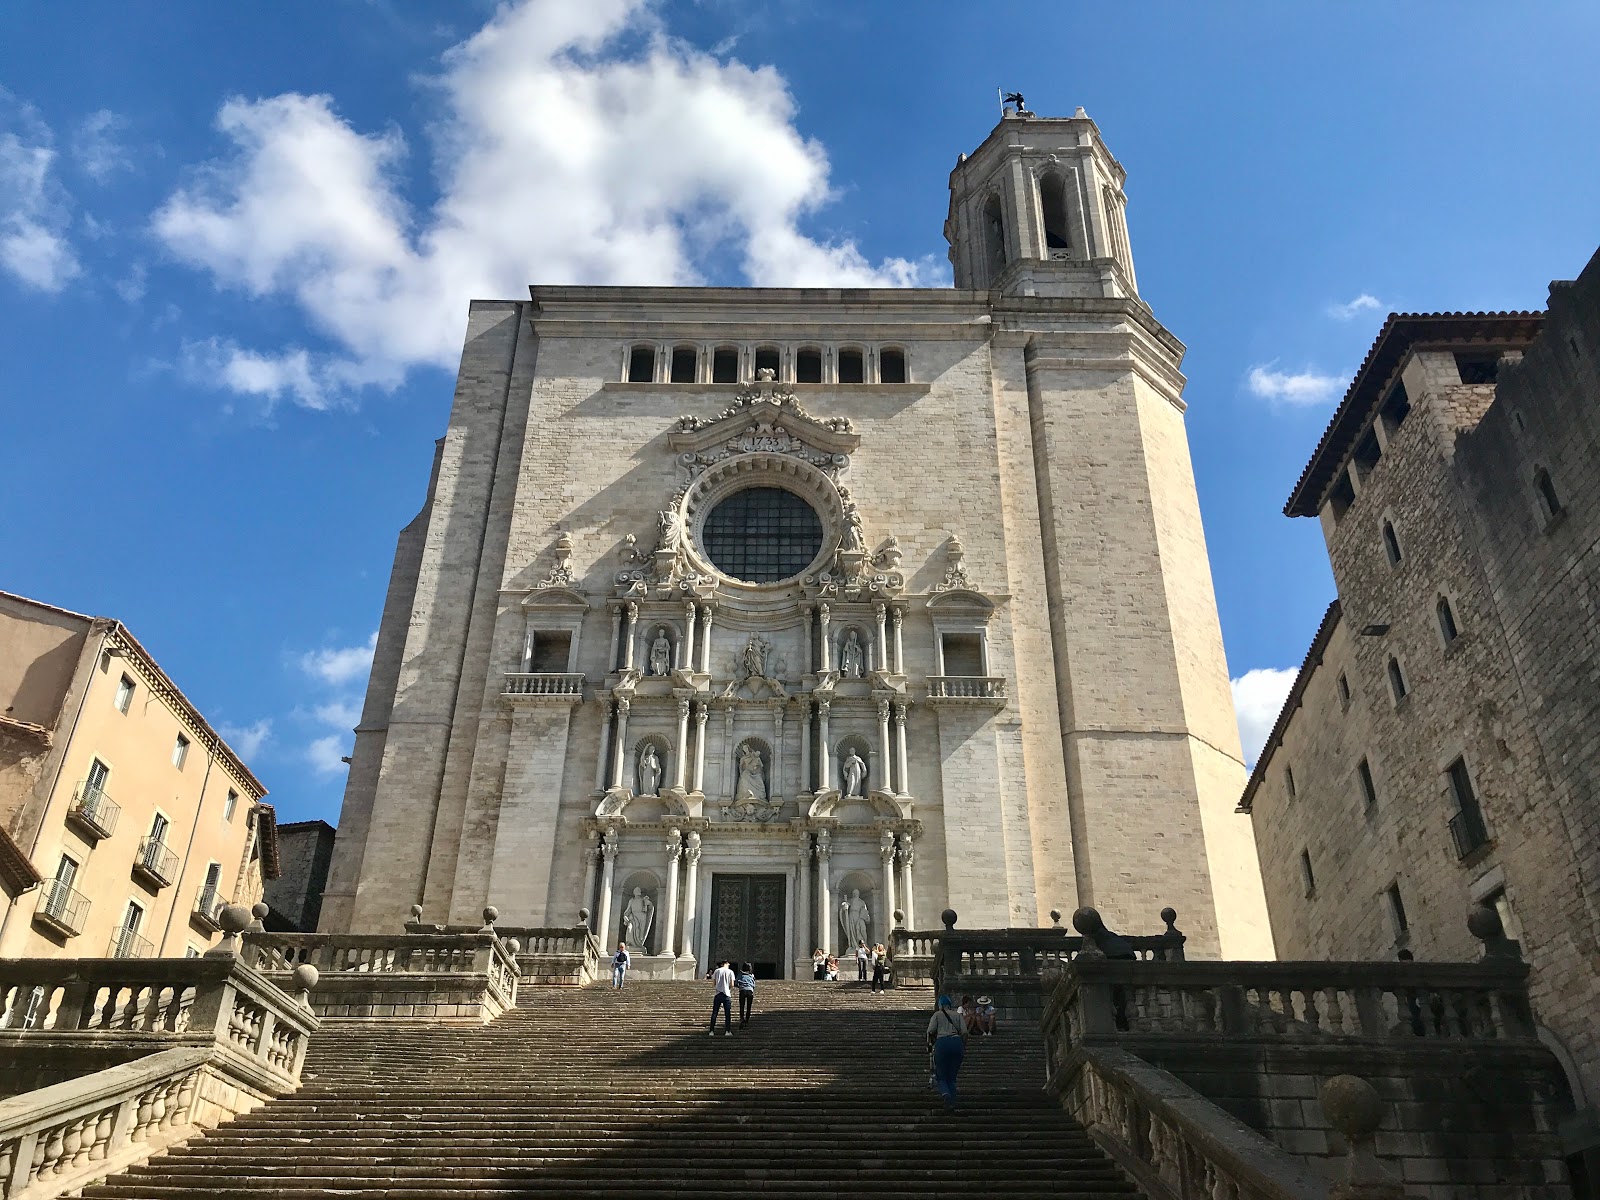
top-left (669, 378), bottom-right (859, 478)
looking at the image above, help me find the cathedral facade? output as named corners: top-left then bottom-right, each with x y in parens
top-left (320, 109), bottom-right (1273, 974)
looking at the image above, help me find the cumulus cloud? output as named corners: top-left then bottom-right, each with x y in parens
top-left (0, 91), bottom-right (79, 292)
top-left (153, 0), bottom-right (940, 410)
top-left (298, 632), bottom-right (378, 687)
top-left (1231, 667), bottom-right (1298, 768)
top-left (71, 110), bottom-right (133, 183)
top-left (1246, 363), bottom-right (1344, 408)
top-left (313, 699), bottom-right (362, 730)
top-left (306, 734), bottom-right (349, 776)
top-left (1326, 293), bottom-right (1383, 321)
top-left (218, 718), bottom-right (272, 760)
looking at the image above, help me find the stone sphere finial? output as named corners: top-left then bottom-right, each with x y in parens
top-left (482, 905), bottom-right (499, 926)
top-left (219, 904), bottom-right (252, 935)
top-left (578, 908), bottom-right (591, 925)
top-left (247, 902), bottom-right (269, 933)
top-left (291, 963), bottom-right (320, 1010)
top-left (1049, 910), bottom-right (1062, 928)
top-left (1467, 902), bottom-right (1504, 942)
top-left (505, 938), bottom-right (522, 955)
top-left (409, 903), bottom-right (423, 924)
top-left (893, 908), bottom-right (906, 929)
top-left (1161, 906), bottom-right (1177, 928)
top-left (1321, 1075), bottom-right (1383, 1140)
top-left (940, 908), bottom-right (957, 930)
top-left (1072, 907), bottom-right (1107, 938)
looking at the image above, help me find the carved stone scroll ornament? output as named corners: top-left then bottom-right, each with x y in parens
top-left (536, 531), bottom-right (577, 588)
top-left (674, 373), bottom-right (853, 435)
top-left (935, 533), bottom-right (974, 592)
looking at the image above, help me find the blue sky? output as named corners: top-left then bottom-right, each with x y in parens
top-left (3, 1), bottom-right (1597, 824)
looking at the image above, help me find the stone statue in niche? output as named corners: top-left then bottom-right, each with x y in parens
top-left (841, 750), bottom-right (866, 798)
top-left (735, 745), bottom-right (767, 802)
top-left (739, 636), bottom-right (768, 680)
top-left (839, 889), bottom-right (871, 952)
top-left (839, 629), bottom-right (865, 678)
top-left (621, 887), bottom-right (655, 951)
top-left (648, 628), bottom-right (673, 676)
top-left (657, 508), bottom-right (687, 554)
top-left (638, 744), bottom-right (662, 797)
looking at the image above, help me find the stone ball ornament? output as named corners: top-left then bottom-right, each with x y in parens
top-left (940, 908), bottom-right (957, 930)
top-left (291, 963), bottom-right (320, 1010)
top-left (219, 903), bottom-right (252, 935)
top-left (1467, 903), bottom-right (1505, 941)
top-left (1320, 1074), bottom-right (1384, 1140)
top-left (409, 903), bottom-right (424, 923)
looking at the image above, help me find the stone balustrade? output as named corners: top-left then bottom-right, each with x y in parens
top-left (925, 676), bottom-right (1007, 704)
top-left (403, 906), bottom-right (600, 989)
top-left (0, 937), bottom-right (318, 1200)
top-left (245, 927), bottom-right (519, 1021)
top-left (501, 672), bottom-right (585, 700)
top-left (1041, 906), bottom-right (1570, 1200)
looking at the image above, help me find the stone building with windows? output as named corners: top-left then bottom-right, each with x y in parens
top-left (322, 107), bottom-right (1274, 974)
top-left (1240, 247), bottom-right (1600, 1176)
top-left (0, 590), bottom-right (278, 960)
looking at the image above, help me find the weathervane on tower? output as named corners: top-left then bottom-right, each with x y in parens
top-left (999, 89), bottom-right (1031, 117)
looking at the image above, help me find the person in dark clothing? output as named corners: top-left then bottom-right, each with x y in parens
top-left (736, 962), bottom-right (756, 1026)
top-left (927, 994), bottom-right (967, 1106)
top-left (870, 943), bottom-right (888, 992)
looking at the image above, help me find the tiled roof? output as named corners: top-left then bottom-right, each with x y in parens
top-left (0, 825), bottom-right (43, 897)
top-left (1236, 600), bottom-right (1342, 815)
top-left (1284, 312), bottom-right (1544, 518)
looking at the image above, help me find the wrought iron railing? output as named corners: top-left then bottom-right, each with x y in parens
top-left (109, 925), bottom-right (156, 960)
top-left (134, 836), bottom-right (179, 888)
top-left (34, 879), bottom-right (89, 938)
top-left (67, 782), bottom-right (120, 840)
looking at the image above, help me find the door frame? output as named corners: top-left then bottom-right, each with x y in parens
top-left (694, 863), bottom-right (797, 979)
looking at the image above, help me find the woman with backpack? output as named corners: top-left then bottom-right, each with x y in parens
top-left (736, 962), bottom-right (757, 1026)
top-left (926, 994), bottom-right (968, 1106)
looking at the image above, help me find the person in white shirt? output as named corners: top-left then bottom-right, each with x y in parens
top-left (610, 942), bottom-right (631, 989)
top-left (856, 941), bottom-right (870, 982)
top-left (708, 960), bottom-right (735, 1036)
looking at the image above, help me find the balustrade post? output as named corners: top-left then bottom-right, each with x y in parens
top-left (1218, 982), bottom-right (1251, 1036)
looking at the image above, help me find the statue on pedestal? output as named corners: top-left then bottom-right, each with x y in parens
top-left (621, 887), bottom-right (655, 951)
top-left (638, 745), bottom-right (662, 797)
top-left (839, 888), bottom-right (870, 952)
top-left (839, 630), bottom-right (865, 678)
top-left (648, 628), bottom-right (672, 676)
top-left (735, 745), bottom-right (767, 802)
top-left (841, 750), bottom-right (866, 798)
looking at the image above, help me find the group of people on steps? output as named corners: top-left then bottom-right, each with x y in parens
top-left (609, 937), bottom-right (996, 1106)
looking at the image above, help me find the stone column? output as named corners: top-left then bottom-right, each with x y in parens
top-left (698, 604), bottom-right (714, 673)
top-left (662, 829), bottom-right (682, 957)
top-left (580, 832), bottom-right (599, 929)
top-left (818, 603), bottom-right (832, 672)
top-left (673, 697), bottom-right (691, 791)
top-left (607, 607), bottom-right (623, 672)
top-left (680, 602), bottom-right (697, 670)
top-left (798, 700), bottom-right (812, 793)
top-left (610, 697), bottom-right (631, 790)
top-left (874, 602), bottom-right (888, 671)
top-left (893, 701), bottom-right (910, 797)
top-left (876, 699), bottom-right (893, 794)
top-left (802, 606), bottom-right (814, 674)
top-left (815, 830), bottom-right (832, 956)
top-left (878, 831), bottom-right (898, 944)
top-left (772, 704), bottom-right (786, 799)
top-left (622, 603), bottom-right (638, 672)
top-left (899, 838), bottom-right (916, 929)
top-left (594, 703), bottom-right (613, 792)
top-left (680, 832), bottom-right (702, 966)
top-left (891, 607), bottom-right (904, 674)
top-left (817, 700), bottom-right (832, 794)
top-left (597, 832), bottom-right (619, 948)
top-left (795, 831), bottom-right (812, 959)
top-left (692, 703), bottom-right (708, 794)
top-left (721, 709), bottom-right (736, 798)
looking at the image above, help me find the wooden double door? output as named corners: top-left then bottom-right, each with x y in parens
top-left (708, 874), bottom-right (785, 979)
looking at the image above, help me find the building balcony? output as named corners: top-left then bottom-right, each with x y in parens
top-left (927, 676), bottom-right (1008, 706)
top-left (66, 782), bottom-right (120, 841)
top-left (133, 836), bottom-right (179, 889)
top-left (1449, 807), bottom-right (1491, 859)
top-left (502, 672), bottom-right (585, 703)
top-left (108, 924), bottom-right (155, 959)
top-left (33, 878), bottom-right (89, 938)
top-left (191, 885), bottom-right (230, 933)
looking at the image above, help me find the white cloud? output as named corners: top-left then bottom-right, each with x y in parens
top-left (313, 699), bottom-right (362, 730)
top-left (71, 110), bottom-right (132, 183)
top-left (306, 734), bottom-right (349, 775)
top-left (1326, 293), bottom-right (1383, 321)
top-left (218, 718), bottom-right (272, 760)
top-left (298, 632), bottom-right (378, 686)
top-left (1246, 363), bottom-right (1344, 409)
top-left (114, 262), bottom-right (147, 303)
top-left (153, 0), bottom-right (941, 409)
top-left (0, 91), bottom-right (79, 292)
top-left (1231, 667), bottom-right (1298, 769)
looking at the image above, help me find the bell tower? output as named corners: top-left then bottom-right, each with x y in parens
top-left (946, 105), bottom-right (1138, 298)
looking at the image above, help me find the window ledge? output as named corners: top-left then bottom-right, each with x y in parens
top-left (1542, 508), bottom-right (1568, 535)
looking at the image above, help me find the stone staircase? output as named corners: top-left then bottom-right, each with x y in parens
top-left (83, 980), bottom-right (1142, 1198)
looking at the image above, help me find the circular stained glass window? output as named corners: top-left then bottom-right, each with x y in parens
top-left (701, 487), bottom-right (824, 583)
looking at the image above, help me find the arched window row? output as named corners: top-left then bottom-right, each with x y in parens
top-left (622, 343), bottom-right (910, 385)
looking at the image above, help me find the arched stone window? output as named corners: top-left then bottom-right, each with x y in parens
top-left (982, 194), bottom-right (1007, 279)
top-left (711, 346), bottom-right (739, 383)
top-left (1436, 596), bottom-right (1460, 644)
top-left (627, 344), bottom-right (656, 383)
top-left (879, 347), bottom-right (907, 384)
top-left (1386, 656), bottom-right (1408, 703)
top-left (1381, 520), bottom-right (1402, 566)
top-left (1039, 171), bottom-right (1070, 253)
top-left (838, 347), bottom-right (865, 384)
top-left (1534, 467), bottom-right (1563, 522)
top-left (669, 345), bottom-right (698, 383)
top-left (795, 347), bottom-right (823, 383)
